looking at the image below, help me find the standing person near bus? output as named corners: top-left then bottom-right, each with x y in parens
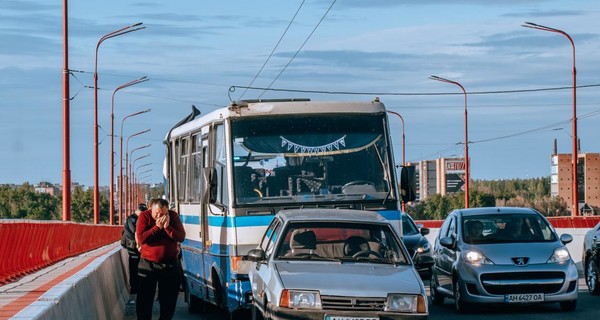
top-left (121, 203), bottom-right (148, 303)
top-left (135, 198), bottom-right (186, 320)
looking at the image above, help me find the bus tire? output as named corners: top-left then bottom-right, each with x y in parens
top-left (186, 290), bottom-right (207, 314)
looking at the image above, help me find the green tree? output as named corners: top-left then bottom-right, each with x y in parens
top-left (71, 187), bottom-right (94, 223)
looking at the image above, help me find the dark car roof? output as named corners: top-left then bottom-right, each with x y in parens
top-left (277, 208), bottom-right (388, 224)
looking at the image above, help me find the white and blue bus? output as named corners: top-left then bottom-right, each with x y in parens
top-left (164, 98), bottom-right (405, 317)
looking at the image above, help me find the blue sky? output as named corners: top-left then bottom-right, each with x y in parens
top-left (1, 0), bottom-right (600, 186)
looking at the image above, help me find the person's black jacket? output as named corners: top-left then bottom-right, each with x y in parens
top-left (121, 214), bottom-right (139, 254)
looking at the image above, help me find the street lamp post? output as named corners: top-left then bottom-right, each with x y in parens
top-left (429, 75), bottom-right (470, 208)
top-left (132, 162), bottom-right (152, 211)
top-left (522, 22), bottom-right (579, 216)
top-left (62, 0), bottom-right (71, 221)
top-left (119, 109), bottom-right (150, 224)
top-left (125, 130), bottom-right (151, 217)
top-left (109, 77), bottom-right (148, 224)
top-left (93, 22), bottom-right (144, 224)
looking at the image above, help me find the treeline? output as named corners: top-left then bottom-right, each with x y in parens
top-left (1, 178), bottom-right (567, 222)
top-left (0, 183), bottom-right (164, 222)
top-left (406, 177), bottom-right (569, 220)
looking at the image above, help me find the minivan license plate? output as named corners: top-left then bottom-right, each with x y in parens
top-left (504, 293), bottom-right (544, 303)
top-left (325, 316), bottom-right (378, 320)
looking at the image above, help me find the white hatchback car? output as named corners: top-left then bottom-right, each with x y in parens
top-left (247, 208), bottom-right (429, 320)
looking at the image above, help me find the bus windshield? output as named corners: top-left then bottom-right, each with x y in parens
top-left (231, 113), bottom-right (395, 205)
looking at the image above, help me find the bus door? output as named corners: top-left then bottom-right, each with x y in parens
top-left (197, 132), bottom-right (211, 297)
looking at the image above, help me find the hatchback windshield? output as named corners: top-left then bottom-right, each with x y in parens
top-left (462, 213), bottom-right (556, 244)
top-left (402, 215), bottom-right (420, 236)
top-left (274, 221), bottom-right (409, 265)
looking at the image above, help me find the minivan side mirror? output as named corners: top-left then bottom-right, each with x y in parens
top-left (420, 227), bottom-right (430, 236)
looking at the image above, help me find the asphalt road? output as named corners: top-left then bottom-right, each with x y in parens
top-left (124, 278), bottom-right (597, 320)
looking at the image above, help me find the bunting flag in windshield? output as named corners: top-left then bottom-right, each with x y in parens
top-left (241, 133), bottom-right (381, 156)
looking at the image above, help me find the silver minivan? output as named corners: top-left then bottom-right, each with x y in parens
top-left (430, 207), bottom-right (578, 313)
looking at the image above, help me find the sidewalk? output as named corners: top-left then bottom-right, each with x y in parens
top-left (0, 243), bottom-right (120, 320)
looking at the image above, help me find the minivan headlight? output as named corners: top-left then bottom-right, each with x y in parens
top-left (461, 250), bottom-right (493, 265)
top-left (547, 247), bottom-right (571, 263)
top-left (280, 289), bottom-right (322, 309)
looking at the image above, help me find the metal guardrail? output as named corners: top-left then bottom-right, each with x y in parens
top-left (0, 220), bottom-right (121, 285)
top-left (415, 216), bottom-right (600, 228)
top-left (416, 216), bottom-right (600, 229)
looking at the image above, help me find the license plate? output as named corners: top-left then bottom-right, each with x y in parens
top-left (325, 316), bottom-right (379, 320)
top-left (504, 293), bottom-right (545, 303)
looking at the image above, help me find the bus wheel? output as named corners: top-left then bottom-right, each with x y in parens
top-left (186, 290), bottom-right (206, 314)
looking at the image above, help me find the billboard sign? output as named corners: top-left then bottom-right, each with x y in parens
top-left (445, 160), bottom-right (465, 193)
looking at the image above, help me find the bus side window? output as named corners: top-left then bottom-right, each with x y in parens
top-left (214, 124), bottom-right (228, 205)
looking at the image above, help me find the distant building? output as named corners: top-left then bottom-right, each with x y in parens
top-left (550, 152), bottom-right (600, 215)
top-left (35, 182), bottom-right (58, 196)
top-left (415, 157), bottom-right (467, 201)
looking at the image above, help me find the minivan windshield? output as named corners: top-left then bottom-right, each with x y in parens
top-left (462, 213), bottom-right (556, 244)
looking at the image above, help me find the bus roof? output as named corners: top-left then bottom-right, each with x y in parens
top-left (167, 99), bottom-right (387, 140)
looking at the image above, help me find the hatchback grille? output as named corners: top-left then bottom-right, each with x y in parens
top-left (321, 295), bottom-right (386, 311)
top-left (480, 272), bottom-right (565, 295)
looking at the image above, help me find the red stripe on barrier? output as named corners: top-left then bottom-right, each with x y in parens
top-left (0, 221), bottom-right (121, 286)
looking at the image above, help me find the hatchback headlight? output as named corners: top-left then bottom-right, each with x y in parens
top-left (280, 289), bottom-right (322, 309)
top-left (461, 250), bottom-right (493, 265)
top-left (547, 247), bottom-right (571, 263)
top-left (385, 294), bottom-right (426, 313)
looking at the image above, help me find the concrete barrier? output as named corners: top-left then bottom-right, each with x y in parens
top-left (11, 245), bottom-right (129, 320)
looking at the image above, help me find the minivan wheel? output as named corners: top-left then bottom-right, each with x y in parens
top-left (586, 258), bottom-right (600, 295)
top-left (430, 272), bottom-right (445, 306)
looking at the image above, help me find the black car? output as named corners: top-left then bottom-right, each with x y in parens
top-left (402, 213), bottom-right (433, 278)
top-left (584, 222), bottom-right (600, 295)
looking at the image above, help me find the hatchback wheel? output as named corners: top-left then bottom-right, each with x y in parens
top-left (559, 299), bottom-right (577, 311)
top-left (430, 272), bottom-right (445, 306)
top-left (586, 258), bottom-right (600, 295)
top-left (453, 278), bottom-right (471, 313)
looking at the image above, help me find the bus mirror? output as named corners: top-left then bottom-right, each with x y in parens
top-left (202, 167), bottom-right (218, 204)
top-left (399, 165), bottom-right (416, 202)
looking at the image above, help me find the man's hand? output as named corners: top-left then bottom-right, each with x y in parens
top-left (156, 214), bottom-right (169, 229)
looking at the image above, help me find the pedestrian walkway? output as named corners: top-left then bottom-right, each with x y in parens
top-left (0, 243), bottom-right (120, 320)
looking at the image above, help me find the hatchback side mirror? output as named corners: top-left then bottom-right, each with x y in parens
top-left (559, 233), bottom-right (573, 245)
top-left (420, 227), bottom-right (430, 236)
top-left (439, 236), bottom-right (456, 250)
